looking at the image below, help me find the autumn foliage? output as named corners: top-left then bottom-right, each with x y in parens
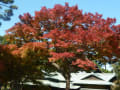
top-left (1, 3), bottom-right (120, 90)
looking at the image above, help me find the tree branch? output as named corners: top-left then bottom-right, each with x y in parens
top-left (51, 62), bottom-right (60, 70)
top-left (0, 3), bottom-right (10, 8)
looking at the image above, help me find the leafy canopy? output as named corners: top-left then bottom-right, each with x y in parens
top-left (4, 3), bottom-right (120, 90)
top-left (6, 3), bottom-right (120, 71)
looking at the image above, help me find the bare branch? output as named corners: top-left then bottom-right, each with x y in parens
top-left (51, 62), bottom-right (60, 70)
top-left (0, 3), bottom-right (10, 8)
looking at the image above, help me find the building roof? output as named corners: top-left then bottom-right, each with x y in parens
top-left (43, 72), bottom-right (115, 87)
top-left (24, 72), bottom-right (116, 89)
top-left (37, 79), bottom-right (80, 89)
top-left (73, 80), bottom-right (112, 85)
top-left (71, 72), bottom-right (115, 82)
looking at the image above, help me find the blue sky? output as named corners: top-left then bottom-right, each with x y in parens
top-left (0, 0), bottom-right (120, 35)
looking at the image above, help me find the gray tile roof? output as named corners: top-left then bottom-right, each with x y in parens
top-left (24, 71), bottom-right (116, 89)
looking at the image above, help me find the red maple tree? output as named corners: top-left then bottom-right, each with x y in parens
top-left (5, 3), bottom-right (120, 90)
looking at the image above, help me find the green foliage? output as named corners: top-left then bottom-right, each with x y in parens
top-left (112, 61), bottom-right (120, 90)
top-left (111, 80), bottom-right (120, 90)
top-left (0, 35), bottom-right (4, 44)
top-left (100, 68), bottom-right (112, 73)
top-left (0, 35), bottom-right (8, 44)
top-left (113, 61), bottom-right (120, 80)
top-left (0, 0), bottom-right (17, 25)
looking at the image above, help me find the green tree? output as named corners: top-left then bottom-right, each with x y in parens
top-left (0, 35), bottom-right (4, 44)
top-left (0, 35), bottom-right (8, 44)
top-left (112, 61), bottom-right (120, 90)
top-left (0, 0), bottom-right (17, 25)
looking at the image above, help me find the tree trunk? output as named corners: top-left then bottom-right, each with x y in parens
top-left (51, 62), bottom-right (71, 90)
top-left (65, 73), bottom-right (70, 90)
